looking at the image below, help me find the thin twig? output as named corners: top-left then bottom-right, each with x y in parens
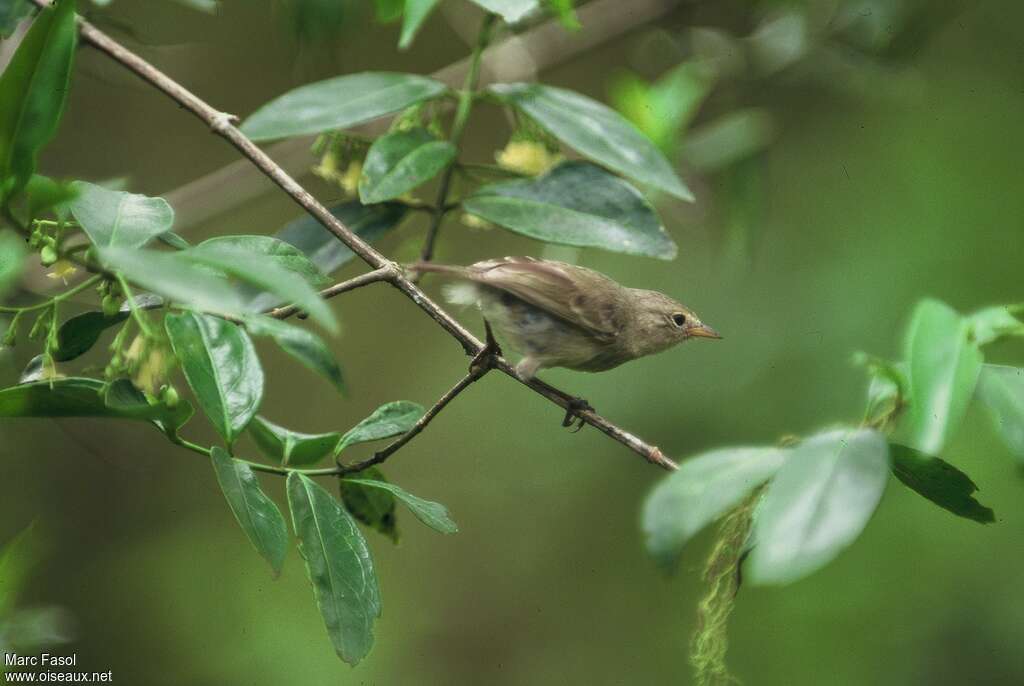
top-left (38, 2), bottom-right (679, 472)
top-left (266, 266), bottom-right (396, 320)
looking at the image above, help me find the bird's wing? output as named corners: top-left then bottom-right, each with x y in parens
top-left (468, 257), bottom-right (624, 341)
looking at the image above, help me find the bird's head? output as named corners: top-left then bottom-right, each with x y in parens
top-left (627, 289), bottom-right (721, 356)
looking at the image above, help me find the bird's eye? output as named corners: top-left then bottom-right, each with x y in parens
top-left (672, 313), bottom-right (687, 327)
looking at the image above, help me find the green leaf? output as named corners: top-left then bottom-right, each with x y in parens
top-left (610, 63), bottom-right (711, 156)
top-left (374, 0), bottom-right (403, 22)
top-left (682, 108), bottom-right (777, 172)
top-left (464, 161), bottom-right (676, 259)
top-left (336, 400), bottom-right (424, 453)
top-left (0, 230), bottom-right (27, 298)
top-left (24, 174), bottom-right (78, 220)
top-left (0, 0), bottom-right (76, 203)
top-left (976, 364), bottom-right (1024, 463)
top-left (856, 354), bottom-right (908, 423)
top-left (0, 377), bottom-right (192, 430)
top-left (157, 230), bottom-right (191, 250)
top-left (641, 447), bottom-right (787, 572)
top-left (890, 444), bottom-right (994, 523)
top-left (903, 299), bottom-right (983, 455)
top-left (469, 0), bottom-right (537, 23)
top-left (0, 522), bottom-right (40, 616)
top-left (286, 472), bottom-right (381, 666)
top-left (0, 0), bottom-right (32, 39)
top-left (68, 181), bottom-right (174, 249)
top-left (164, 311), bottom-right (264, 445)
top-left (210, 445), bottom-right (289, 576)
top-left (274, 201), bottom-right (407, 275)
top-left (249, 415), bottom-right (341, 467)
top-left (359, 128), bottom-right (455, 204)
top-left (546, 0), bottom-right (580, 30)
top-left (241, 72), bottom-right (449, 142)
top-left (398, 0), bottom-right (442, 49)
top-left (344, 476), bottom-right (457, 535)
top-left (199, 235), bottom-right (330, 289)
top-left (748, 428), bottom-right (889, 585)
top-left (97, 247), bottom-right (254, 319)
top-left (966, 305), bottom-right (1024, 346)
top-left (244, 315), bottom-right (345, 393)
top-left (489, 82), bottom-right (693, 201)
top-left (339, 467), bottom-right (398, 543)
top-left (183, 243), bottom-right (338, 334)
top-left (53, 310), bottom-right (128, 362)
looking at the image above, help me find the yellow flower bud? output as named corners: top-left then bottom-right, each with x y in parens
top-left (495, 140), bottom-right (561, 176)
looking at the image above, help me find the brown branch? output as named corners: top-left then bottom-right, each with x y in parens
top-left (266, 266), bottom-right (396, 320)
top-left (43, 2), bottom-right (679, 472)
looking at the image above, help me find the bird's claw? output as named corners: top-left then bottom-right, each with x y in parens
top-left (561, 397), bottom-right (594, 432)
top-left (469, 319), bottom-right (503, 377)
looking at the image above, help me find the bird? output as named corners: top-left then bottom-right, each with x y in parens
top-left (410, 256), bottom-right (721, 383)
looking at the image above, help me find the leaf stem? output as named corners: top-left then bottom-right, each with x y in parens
top-left (0, 274), bottom-right (102, 314)
top-left (116, 275), bottom-right (154, 338)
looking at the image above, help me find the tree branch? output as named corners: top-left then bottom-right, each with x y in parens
top-left (266, 266), bottom-right (396, 320)
top-left (42, 2), bottom-right (680, 472)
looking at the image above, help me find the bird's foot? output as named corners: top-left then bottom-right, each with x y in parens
top-left (469, 318), bottom-right (503, 377)
top-left (561, 396), bottom-right (594, 433)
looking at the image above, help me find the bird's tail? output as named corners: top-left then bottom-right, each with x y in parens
top-left (405, 262), bottom-right (479, 307)
top-left (405, 261), bottom-right (471, 278)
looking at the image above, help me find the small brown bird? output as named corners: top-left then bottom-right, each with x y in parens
top-left (412, 256), bottom-right (720, 380)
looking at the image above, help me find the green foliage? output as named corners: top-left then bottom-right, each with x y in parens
top-left (642, 447), bottom-right (787, 572)
top-left (0, 522), bottom-right (40, 616)
top-left (464, 162), bottom-right (676, 259)
top-left (890, 445), bottom-right (994, 523)
top-left (0, 230), bottom-right (26, 298)
top-left (249, 415), bottom-right (341, 467)
top-left (68, 181), bottom-right (174, 249)
top-left (211, 446), bottom-right (290, 575)
top-left (199, 235), bottom-right (331, 294)
top-left (165, 311), bottom-right (264, 445)
top-left (967, 305), bottom-right (1024, 345)
top-left (344, 477), bottom-right (458, 535)
top-left (240, 72), bottom-right (449, 141)
top-left (747, 429), bottom-right (890, 585)
top-left (243, 316), bottom-right (345, 393)
top-left (489, 82), bottom-right (694, 201)
top-left (0, 0), bottom-right (32, 38)
top-left (398, 0), bottom-right (441, 49)
top-left (339, 467), bottom-right (399, 542)
top-left (976, 364), bottom-right (1024, 462)
top-left (359, 128), bottom-right (455, 204)
top-left (287, 472), bottom-right (381, 666)
top-left (0, 0), bottom-right (75, 205)
top-left (336, 400), bottom-right (425, 453)
top-left (469, 0), bottom-right (537, 24)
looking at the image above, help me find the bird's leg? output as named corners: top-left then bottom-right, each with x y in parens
top-left (520, 372), bottom-right (594, 433)
top-left (469, 318), bottom-right (503, 376)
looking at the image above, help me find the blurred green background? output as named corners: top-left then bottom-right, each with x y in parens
top-left (3, 0), bottom-right (1024, 683)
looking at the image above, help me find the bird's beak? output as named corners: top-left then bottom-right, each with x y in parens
top-left (688, 323), bottom-right (722, 339)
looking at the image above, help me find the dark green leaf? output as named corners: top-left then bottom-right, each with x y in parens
top-left (274, 201), bottom-right (407, 276)
top-left (336, 400), bottom-right (424, 453)
top-left (210, 446), bottom-right (289, 575)
top-left (891, 444), bottom-right (994, 523)
top-left (183, 243), bottom-right (337, 333)
top-left (374, 0), bottom-right (403, 22)
top-left (249, 415), bottom-right (341, 467)
top-left (241, 72), bottom-right (449, 142)
top-left (103, 378), bottom-right (194, 433)
top-left (748, 429), bottom-right (889, 585)
top-left (976, 364), bottom-right (1024, 463)
top-left (199, 235), bottom-right (330, 288)
top-left (489, 82), bottom-right (693, 201)
top-left (165, 311), bottom-right (263, 445)
top-left (359, 128), bottom-right (455, 204)
top-left (903, 299), bottom-right (983, 455)
top-left (0, 230), bottom-right (27, 298)
top-left (967, 305), bottom-right (1024, 346)
top-left (642, 446), bottom-right (787, 572)
top-left (286, 472), bottom-right (381, 666)
top-left (156, 231), bottom-right (191, 250)
top-left (98, 247), bottom-right (254, 319)
top-left (469, 0), bottom-right (537, 23)
top-left (244, 315), bottom-right (345, 393)
top-left (464, 161), bottom-right (676, 259)
top-left (0, 0), bottom-right (76, 203)
top-left (53, 310), bottom-right (127, 362)
top-left (68, 181), bottom-right (174, 249)
top-left (344, 477), bottom-right (457, 535)
top-left (0, 0), bottom-right (32, 39)
top-left (339, 468), bottom-right (398, 543)
top-left (398, 0), bottom-right (441, 49)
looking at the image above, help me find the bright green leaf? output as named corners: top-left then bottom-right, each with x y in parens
top-left (344, 477), bottom-right (457, 535)
top-left (642, 446), bottom-right (787, 572)
top-left (890, 444), bottom-right (994, 523)
top-left (359, 128), bottom-right (455, 204)
top-left (748, 429), bottom-right (889, 585)
top-left (68, 181), bottom-right (174, 249)
top-left (241, 72), bottom-right (449, 142)
top-left (903, 299), bottom-right (983, 455)
top-left (469, 0), bottom-right (537, 23)
top-left (966, 305), bottom-right (1024, 346)
top-left (210, 446), bottom-right (289, 576)
top-left (336, 400), bottom-right (424, 453)
top-left (546, 0), bottom-right (580, 30)
top-left (165, 311), bottom-right (264, 445)
top-left (464, 161), bottom-right (676, 259)
top-left (339, 467), bottom-right (399, 543)
top-left (0, 0), bottom-right (76, 203)
top-left (976, 364), bottom-right (1024, 463)
top-left (244, 315), bottom-right (345, 393)
top-left (0, 230), bottom-right (27, 298)
top-left (24, 174), bottom-right (78, 220)
top-left (200, 235), bottom-right (330, 289)
top-left (489, 82), bottom-right (693, 201)
top-left (398, 0), bottom-right (442, 49)
top-left (286, 472), bottom-right (381, 666)
top-left (274, 201), bottom-right (407, 275)
top-left (610, 63), bottom-right (712, 156)
top-left (249, 415), bottom-right (341, 467)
